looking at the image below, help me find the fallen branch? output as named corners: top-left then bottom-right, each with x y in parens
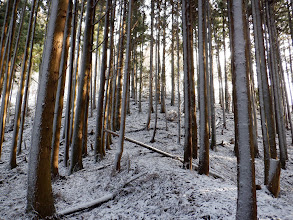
top-left (58, 172), bottom-right (146, 217)
top-left (104, 129), bottom-right (223, 179)
top-left (105, 129), bottom-right (183, 162)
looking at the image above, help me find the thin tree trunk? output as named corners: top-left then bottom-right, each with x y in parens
top-left (251, 0), bottom-right (271, 185)
top-left (114, 0), bottom-right (126, 131)
top-left (198, 0), bottom-right (209, 175)
top-left (208, 2), bottom-right (216, 151)
top-left (145, 0), bottom-right (154, 130)
top-left (94, 0), bottom-right (112, 161)
top-left (111, 1), bottom-right (124, 130)
top-left (67, 0), bottom-right (85, 143)
top-left (104, 0), bottom-right (117, 150)
top-left (9, 0), bottom-right (34, 169)
top-left (0, 0), bottom-right (20, 159)
top-left (161, 0), bottom-right (166, 114)
top-left (266, 1), bottom-right (287, 169)
top-left (138, 19), bottom-right (144, 113)
top-left (171, 0), bottom-right (175, 106)
top-left (176, 0), bottom-right (181, 144)
top-left (70, 0), bottom-right (94, 174)
top-left (64, 0), bottom-right (84, 167)
top-left (0, 0), bottom-right (13, 93)
top-left (182, 0), bottom-right (192, 169)
top-left (93, 4), bottom-right (102, 111)
top-left (214, 28), bottom-right (226, 129)
top-left (114, 0), bottom-right (133, 171)
top-left (223, 16), bottom-right (229, 113)
top-left (50, 0), bottom-right (72, 177)
top-left (151, 6), bottom-right (159, 143)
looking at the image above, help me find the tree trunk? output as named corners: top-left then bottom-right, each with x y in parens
top-left (151, 3), bottom-right (159, 143)
top-left (0, 0), bottom-right (13, 93)
top-left (208, 2), bottom-right (216, 151)
top-left (231, 1), bottom-right (257, 219)
top-left (171, 0), bottom-right (175, 106)
top-left (114, 0), bottom-right (133, 171)
top-left (94, 0), bottom-right (112, 160)
top-left (26, 0), bottom-right (69, 217)
top-left (63, 0), bottom-right (84, 167)
top-left (0, 0), bottom-right (20, 159)
top-left (161, 0), bottom-right (166, 114)
top-left (9, 0), bottom-right (35, 169)
top-left (223, 16), bottom-right (230, 113)
top-left (182, 0), bottom-right (193, 169)
top-left (198, 0), bottom-right (209, 175)
top-left (70, 0), bottom-right (94, 174)
top-left (51, 0), bottom-right (72, 177)
top-left (251, 0), bottom-right (271, 185)
top-left (145, 0), bottom-right (154, 130)
top-left (266, 1), bottom-right (287, 169)
top-left (176, 1), bottom-right (181, 144)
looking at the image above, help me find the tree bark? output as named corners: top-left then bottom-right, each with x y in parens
top-left (10, 0), bottom-right (35, 169)
top-left (0, 0), bottom-right (13, 93)
top-left (114, 0), bottom-right (133, 171)
top-left (0, 0), bottom-right (20, 159)
top-left (145, 0), bottom-right (154, 130)
top-left (94, 0), bottom-right (112, 160)
top-left (231, 1), bottom-right (257, 219)
top-left (198, 0), bottom-right (209, 175)
top-left (64, 0), bottom-right (84, 167)
top-left (51, 0), bottom-right (72, 177)
top-left (26, 0), bottom-right (69, 217)
top-left (182, 0), bottom-right (193, 169)
top-left (70, 0), bottom-right (94, 174)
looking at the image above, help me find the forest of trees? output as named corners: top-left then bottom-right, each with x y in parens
top-left (0, 0), bottom-right (292, 218)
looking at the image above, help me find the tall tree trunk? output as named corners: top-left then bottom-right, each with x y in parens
top-left (111, 1), bottom-right (124, 129)
top-left (231, 1), bottom-right (257, 219)
top-left (138, 16), bottom-right (144, 113)
top-left (251, 0), bottom-right (271, 185)
top-left (145, 0), bottom-right (154, 130)
top-left (9, 0), bottom-right (35, 169)
top-left (63, 0), bottom-right (83, 167)
top-left (176, 0), bottom-right (181, 144)
top-left (214, 27), bottom-right (226, 129)
top-left (208, 1), bottom-right (216, 151)
top-left (67, 0), bottom-right (85, 144)
top-left (70, 0), bottom-right (94, 174)
top-left (94, 0), bottom-right (112, 160)
top-left (51, 0), bottom-right (72, 177)
top-left (93, 5), bottom-right (102, 111)
top-left (182, 0), bottom-right (193, 169)
top-left (198, 0), bottom-right (209, 175)
top-left (114, 0), bottom-right (133, 171)
top-left (0, 0), bottom-right (20, 159)
top-left (104, 0), bottom-right (117, 150)
top-left (0, 0), bottom-right (13, 93)
top-left (114, 0), bottom-right (127, 131)
top-left (26, 0), bottom-right (69, 217)
top-left (223, 15), bottom-right (230, 113)
top-left (161, 0), bottom-right (166, 114)
top-left (171, 0), bottom-right (175, 106)
top-left (266, 1), bottom-right (287, 169)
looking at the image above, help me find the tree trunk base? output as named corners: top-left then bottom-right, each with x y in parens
top-left (267, 159), bottom-right (281, 197)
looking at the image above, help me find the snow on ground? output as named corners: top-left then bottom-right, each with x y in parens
top-left (0, 95), bottom-right (293, 219)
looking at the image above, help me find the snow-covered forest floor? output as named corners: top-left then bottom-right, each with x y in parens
top-left (0, 95), bottom-right (293, 219)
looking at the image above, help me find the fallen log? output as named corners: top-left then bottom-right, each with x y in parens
top-left (104, 129), bottom-right (222, 179)
top-left (58, 172), bottom-right (147, 217)
top-left (105, 129), bottom-right (183, 162)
